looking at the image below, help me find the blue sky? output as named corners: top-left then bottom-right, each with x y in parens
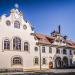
top-left (0, 0), bottom-right (75, 40)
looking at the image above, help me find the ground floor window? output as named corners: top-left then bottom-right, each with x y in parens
top-left (12, 56), bottom-right (22, 65)
top-left (34, 57), bottom-right (39, 65)
top-left (42, 58), bottom-right (46, 64)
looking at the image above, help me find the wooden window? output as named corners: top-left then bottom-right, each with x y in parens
top-left (14, 21), bottom-right (20, 28)
top-left (70, 50), bottom-right (72, 55)
top-left (13, 37), bottom-right (21, 50)
top-left (6, 20), bottom-right (11, 26)
top-left (13, 57), bottom-right (22, 65)
top-left (56, 48), bottom-right (60, 54)
top-left (34, 57), bottom-right (39, 65)
top-left (42, 58), bottom-right (46, 64)
top-left (74, 51), bottom-right (75, 55)
top-left (35, 47), bottom-right (38, 52)
top-left (24, 42), bottom-right (29, 51)
top-left (63, 49), bottom-right (67, 54)
top-left (42, 46), bottom-right (45, 53)
top-left (49, 47), bottom-right (52, 53)
top-left (4, 39), bottom-right (10, 50)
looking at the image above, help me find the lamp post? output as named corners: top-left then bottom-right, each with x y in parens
top-left (39, 45), bottom-right (41, 70)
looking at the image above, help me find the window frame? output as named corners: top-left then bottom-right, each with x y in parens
top-left (49, 47), bottom-right (52, 53)
top-left (13, 37), bottom-right (21, 51)
top-left (6, 20), bottom-right (11, 26)
top-left (70, 50), bottom-right (72, 55)
top-left (12, 56), bottom-right (23, 65)
top-left (24, 42), bottom-right (29, 51)
top-left (35, 47), bottom-right (38, 52)
top-left (34, 57), bottom-right (39, 65)
top-left (63, 49), bottom-right (67, 54)
top-left (56, 48), bottom-right (60, 54)
top-left (42, 58), bottom-right (46, 65)
top-left (14, 21), bottom-right (20, 29)
top-left (4, 39), bottom-right (10, 50)
top-left (42, 46), bottom-right (45, 53)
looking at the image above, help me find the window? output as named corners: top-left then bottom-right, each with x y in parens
top-left (4, 39), bottom-right (10, 50)
top-left (12, 57), bottom-right (22, 65)
top-left (35, 47), bottom-right (38, 52)
top-left (70, 59), bottom-right (72, 65)
top-left (42, 46), bottom-right (45, 53)
top-left (34, 57), bottom-right (39, 65)
top-left (42, 58), bottom-right (46, 64)
top-left (56, 40), bottom-right (59, 42)
top-left (70, 50), bottom-right (72, 55)
top-left (24, 42), bottom-right (29, 51)
top-left (56, 48), bottom-right (60, 54)
top-left (74, 51), bottom-right (75, 55)
top-left (6, 20), bottom-right (11, 26)
top-left (63, 49), bottom-right (67, 54)
top-left (23, 25), bottom-right (27, 30)
top-left (14, 21), bottom-right (20, 28)
top-left (49, 47), bottom-right (52, 53)
top-left (13, 37), bottom-right (21, 50)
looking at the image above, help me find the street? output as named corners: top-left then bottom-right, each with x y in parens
top-left (0, 69), bottom-right (75, 75)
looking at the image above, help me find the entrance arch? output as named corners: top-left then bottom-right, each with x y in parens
top-left (55, 57), bottom-right (61, 68)
top-left (63, 57), bottom-right (68, 68)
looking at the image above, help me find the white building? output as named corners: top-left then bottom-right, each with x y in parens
top-left (0, 7), bottom-right (75, 71)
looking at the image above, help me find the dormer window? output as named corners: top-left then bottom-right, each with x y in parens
top-left (14, 21), bottom-right (20, 28)
top-left (60, 40), bottom-right (62, 42)
top-left (56, 40), bottom-right (59, 42)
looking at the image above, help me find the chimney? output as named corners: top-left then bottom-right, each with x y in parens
top-left (58, 25), bottom-right (61, 34)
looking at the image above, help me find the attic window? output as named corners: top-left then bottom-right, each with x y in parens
top-left (6, 20), bottom-right (11, 26)
top-left (56, 40), bottom-right (59, 42)
top-left (23, 25), bottom-right (27, 30)
top-left (60, 40), bottom-right (62, 42)
top-left (14, 21), bottom-right (20, 28)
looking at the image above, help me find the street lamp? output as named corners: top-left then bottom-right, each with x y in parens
top-left (39, 45), bottom-right (41, 70)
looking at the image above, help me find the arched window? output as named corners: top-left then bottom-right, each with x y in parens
top-left (12, 56), bottom-right (22, 65)
top-left (4, 39), bottom-right (10, 50)
top-left (42, 58), bottom-right (46, 64)
top-left (35, 47), bottom-right (38, 52)
top-left (63, 49), bottom-right (67, 54)
top-left (14, 21), bottom-right (20, 28)
top-left (24, 42), bottom-right (29, 51)
top-left (13, 37), bottom-right (21, 50)
top-left (34, 57), bottom-right (39, 65)
top-left (49, 47), bottom-right (52, 53)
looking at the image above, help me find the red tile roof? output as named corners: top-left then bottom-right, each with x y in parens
top-left (32, 33), bottom-right (75, 48)
top-left (65, 40), bottom-right (75, 48)
top-left (32, 33), bottom-right (54, 45)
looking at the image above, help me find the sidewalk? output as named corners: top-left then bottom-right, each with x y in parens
top-left (0, 69), bottom-right (75, 75)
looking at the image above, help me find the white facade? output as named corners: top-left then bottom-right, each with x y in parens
top-left (0, 8), bottom-right (75, 71)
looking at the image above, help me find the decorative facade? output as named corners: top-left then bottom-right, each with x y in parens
top-left (0, 8), bottom-right (75, 71)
